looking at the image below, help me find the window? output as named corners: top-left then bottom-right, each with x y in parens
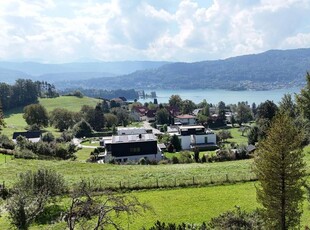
top-left (205, 136), bottom-right (208, 144)
top-left (130, 147), bottom-right (141, 153)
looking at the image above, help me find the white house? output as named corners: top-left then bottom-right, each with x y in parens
top-left (174, 114), bottom-right (196, 125)
top-left (173, 125), bottom-right (217, 150)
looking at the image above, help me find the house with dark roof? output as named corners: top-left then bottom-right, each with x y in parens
top-left (103, 132), bottom-right (162, 163)
top-left (12, 131), bottom-right (41, 143)
top-left (145, 109), bottom-right (156, 122)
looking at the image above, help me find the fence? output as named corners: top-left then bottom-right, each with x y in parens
top-left (80, 170), bottom-right (259, 192)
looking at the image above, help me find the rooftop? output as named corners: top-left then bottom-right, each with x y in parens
top-left (176, 114), bottom-right (196, 119)
top-left (112, 133), bottom-right (156, 143)
top-left (179, 125), bottom-right (205, 130)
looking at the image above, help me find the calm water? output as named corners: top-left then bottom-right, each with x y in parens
top-left (138, 88), bottom-right (301, 105)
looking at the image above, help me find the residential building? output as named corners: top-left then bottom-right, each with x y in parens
top-left (103, 133), bottom-right (162, 163)
top-left (173, 125), bottom-right (217, 150)
top-left (12, 131), bottom-right (41, 143)
top-left (174, 114), bottom-right (196, 125)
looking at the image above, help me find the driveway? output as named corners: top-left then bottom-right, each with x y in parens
top-left (142, 121), bottom-right (162, 135)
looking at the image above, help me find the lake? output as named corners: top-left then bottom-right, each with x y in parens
top-left (138, 88), bottom-right (301, 105)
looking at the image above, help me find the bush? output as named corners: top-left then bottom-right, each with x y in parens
top-left (214, 149), bottom-right (236, 162)
top-left (42, 132), bottom-right (55, 143)
top-left (201, 154), bottom-right (207, 163)
top-left (208, 206), bottom-right (264, 229)
top-left (14, 149), bottom-right (38, 159)
top-left (0, 134), bottom-right (15, 150)
top-left (179, 151), bottom-right (194, 164)
top-left (139, 157), bottom-right (150, 165)
top-left (171, 156), bottom-right (179, 164)
top-left (147, 220), bottom-right (207, 230)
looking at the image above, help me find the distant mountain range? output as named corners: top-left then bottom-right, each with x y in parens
top-left (1, 48), bottom-right (310, 90)
top-left (0, 61), bottom-right (169, 83)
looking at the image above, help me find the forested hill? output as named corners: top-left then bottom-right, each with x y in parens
top-left (0, 61), bottom-right (169, 83)
top-left (71, 48), bottom-right (310, 90)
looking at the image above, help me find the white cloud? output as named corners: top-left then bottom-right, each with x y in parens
top-left (0, 0), bottom-right (309, 62)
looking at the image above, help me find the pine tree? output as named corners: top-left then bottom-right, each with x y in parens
top-left (253, 113), bottom-right (306, 229)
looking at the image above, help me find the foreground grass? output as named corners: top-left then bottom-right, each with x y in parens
top-left (1, 182), bottom-right (309, 229)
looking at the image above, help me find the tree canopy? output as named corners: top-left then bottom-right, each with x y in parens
top-left (23, 104), bottom-right (49, 128)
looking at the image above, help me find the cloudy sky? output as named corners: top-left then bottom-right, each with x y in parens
top-left (0, 0), bottom-right (309, 63)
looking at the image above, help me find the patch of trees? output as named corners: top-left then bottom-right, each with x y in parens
top-left (60, 88), bottom-right (139, 100)
top-left (14, 135), bottom-right (76, 160)
top-left (0, 79), bottom-right (58, 111)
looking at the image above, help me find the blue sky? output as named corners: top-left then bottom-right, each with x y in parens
top-left (0, 0), bottom-right (309, 63)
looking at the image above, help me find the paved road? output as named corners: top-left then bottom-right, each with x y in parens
top-left (142, 121), bottom-right (162, 135)
top-left (72, 138), bottom-right (97, 149)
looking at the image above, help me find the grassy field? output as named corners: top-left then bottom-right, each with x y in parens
top-left (0, 153), bottom-right (256, 188)
top-left (0, 182), bottom-right (309, 229)
top-left (39, 96), bottom-right (100, 112)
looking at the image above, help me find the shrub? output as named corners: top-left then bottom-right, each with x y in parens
top-left (139, 157), bottom-right (150, 165)
top-left (208, 206), bottom-right (264, 229)
top-left (42, 132), bottom-right (55, 143)
top-left (214, 149), bottom-right (235, 162)
top-left (0, 134), bottom-right (15, 150)
top-left (171, 156), bottom-right (179, 164)
top-left (14, 149), bottom-right (38, 159)
top-left (201, 154), bottom-right (207, 163)
top-left (167, 143), bottom-right (174, 153)
top-left (179, 151), bottom-right (194, 164)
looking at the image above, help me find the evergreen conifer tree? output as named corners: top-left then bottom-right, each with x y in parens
top-left (253, 113), bottom-right (306, 229)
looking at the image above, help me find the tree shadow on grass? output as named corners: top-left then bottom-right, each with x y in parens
top-left (35, 204), bottom-right (65, 225)
top-left (4, 106), bottom-right (24, 118)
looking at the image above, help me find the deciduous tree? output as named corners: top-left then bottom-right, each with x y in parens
top-left (235, 102), bottom-right (253, 126)
top-left (156, 108), bottom-right (169, 125)
top-left (23, 104), bottom-right (49, 128)
top-left (253, 113), bottom-right (306, 229)
top-left (256, 100), bottom-right (278, 121)
top-left (169, 95), bottom-right (182, 110)
top-left (50, 108), bottom-right (77, 131)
